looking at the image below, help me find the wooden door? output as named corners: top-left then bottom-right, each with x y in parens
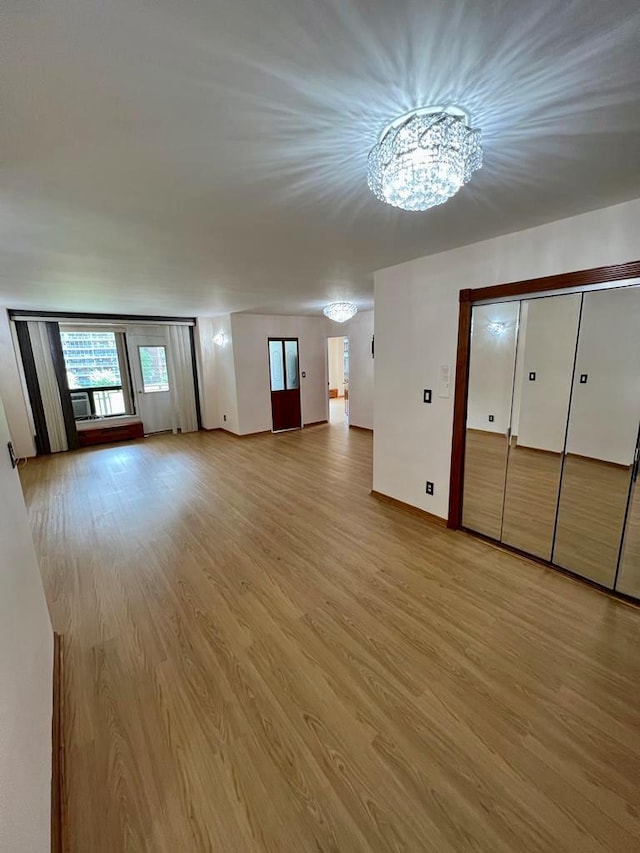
top-left (268, 338), bottom-right (302, 431)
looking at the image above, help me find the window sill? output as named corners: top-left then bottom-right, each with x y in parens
top-left (76, 415), bottom-right (141, 431)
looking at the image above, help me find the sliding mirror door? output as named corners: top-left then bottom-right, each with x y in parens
top-left (462, 302), bottom-right (520, 539)
top-left (616, 425), bottom-right (640, 598)
top-left (553, 286), bottom-right (640, 587)
top-left (501, 295), bottom-right (581, 560)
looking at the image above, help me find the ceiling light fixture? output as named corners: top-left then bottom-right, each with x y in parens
top-left (323, 302), bottom-right (358, 323)
top-left (367, 105), bottom-right (482, 212)
top-left (212, 332), bottom-right (227, 346)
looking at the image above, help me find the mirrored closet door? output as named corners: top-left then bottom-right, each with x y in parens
top-left (552, 286), bottom-right (640, 586)
top-left (462, 302), bottom-right (520, 539)
top-left (616, 425), bottom-right (640, 598)
top-left (461, 283), bottom-right (640, 602)
top-left (502, 294), bottom-right (581, 560)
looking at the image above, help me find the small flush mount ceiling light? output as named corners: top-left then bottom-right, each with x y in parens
top-left (367, 105), bottom-right (482, 211)
top-left (323, 302), bottom-right (358, 323)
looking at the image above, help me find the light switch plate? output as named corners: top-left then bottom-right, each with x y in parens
top-left (437, 364), bottom-right (451, 398)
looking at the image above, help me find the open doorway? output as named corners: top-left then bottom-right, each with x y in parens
top-left (327, 336), bottom-right (349, 425)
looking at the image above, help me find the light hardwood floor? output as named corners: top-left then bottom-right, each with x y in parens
top-left (553, 455), bottom-right (632, 587)
top-left (21, 423), bottom-right (640, 852)
top-left (462, 429), bottom-right (508, 539)
top-left (502, 441), bottom-right (563, 561)
top-left (462, 430), bottom-right (640, 589)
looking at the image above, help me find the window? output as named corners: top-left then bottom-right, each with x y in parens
top-left (269, 340), bottom-right (285, 391)
top-left (138, 346), bottom-right (169, 393)
top-left (60, 328), bottom-right (133, 418)
top-left (268, 338), bottom-right (300, 391)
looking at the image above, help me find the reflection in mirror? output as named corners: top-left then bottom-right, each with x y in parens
top-left (502, 295), bottom-right (581, 560)
top-left (616, 438), bottom-right (640, 598)
top-left (553, 286), bottom-right (640, 587)
top-left (462, 301), bottom-right (520, 539)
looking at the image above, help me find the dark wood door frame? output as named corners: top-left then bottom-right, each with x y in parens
top-left (447, 259), bottom-right (640, 530)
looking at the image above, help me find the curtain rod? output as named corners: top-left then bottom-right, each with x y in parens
top-left (9, 309), bottom-right (196, 326)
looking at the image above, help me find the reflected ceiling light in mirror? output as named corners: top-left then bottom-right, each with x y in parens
top-left (487, 321), bottom-right (507, 336)
top-left (323, 302), bottom-right (358, 323)
top-left (368, 105), bottom-right (482, 212)
top-left (213, 332), bottom-right (227, 346)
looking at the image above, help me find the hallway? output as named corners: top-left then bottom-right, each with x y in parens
top-left (329, 395), bottom-right (346, 424)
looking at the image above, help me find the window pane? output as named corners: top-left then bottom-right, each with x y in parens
top-left (269, 341), bottom-right (285, 391)
top-left (60, 330), bottom-right (122, 389)
top-left (284, 340), bottom-right (299, 390)
top-left (139, 346), bottom-right (169, 393)
top-left (93, 389), bottom-right (126, 416)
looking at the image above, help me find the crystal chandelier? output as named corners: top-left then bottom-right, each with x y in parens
top-left (367, 105), bottom-right (482, 211)
top-left (323, 302), bottom-right (358, 323)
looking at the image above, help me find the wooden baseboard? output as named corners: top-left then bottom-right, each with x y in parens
top-left (349, 424), bottom-right (373, 433)
top-left (512, 443), bottom-right (562, 457)
top-left (52, 633), bottom-right (65, 853)
top-left (370, 490), bottom-right (447, 527)
top-left (566, 452), bottom-right (630, 470)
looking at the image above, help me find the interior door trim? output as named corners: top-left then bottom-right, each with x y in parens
top-left (449, 259), bottom-right (640, 530)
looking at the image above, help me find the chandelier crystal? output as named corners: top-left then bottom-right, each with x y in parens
top-left (323, 302), bottom-right (358, 323)
top-left (367, 105), bottom-right (482, 211)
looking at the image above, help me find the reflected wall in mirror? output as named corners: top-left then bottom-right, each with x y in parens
top-left (553, 286), bottom-right (640, 587)
top-left (462, 302), bottom-right (519, 539)
top-left (501, 294), bottom-right (581, 560)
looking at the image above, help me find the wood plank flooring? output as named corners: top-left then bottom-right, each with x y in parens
top-left (21, 422), bottom-right (640, 852)
top-left (553, 455), bottom-right (632, 587)
top-left (502, 441), bottom-right (563, 561)
top-left (462, 429), bottom-right (508, 539)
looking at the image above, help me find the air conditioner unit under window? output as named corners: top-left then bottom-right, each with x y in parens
top-left (71, 391), bottom-right (91, 419)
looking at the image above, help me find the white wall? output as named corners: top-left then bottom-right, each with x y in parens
top-left (231, 314), bottom-right (328, 434)
top-left (193, 318), bottom-right (220, 430)
top-left (333, 310), bottom-right (374, 431)
top-left (565, 286), bottom-right (640, 465)
top-left (0, 395), bottom-right (53, 853)
top-left (0, 310), bottom-right (36, 458)
top-left (209, 314), bottom-right (240, 433)
top-left (327, 337), bottom-right (344, 394)
top-left (516, 294), bottom-right (581, 453)
top-left (374, 197), bottom-right (640, 519)
top-left (466, 303), bottom-right (519, 434)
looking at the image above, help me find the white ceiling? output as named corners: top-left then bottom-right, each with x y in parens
top-left (2, 0), bottom-right (640, 317)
